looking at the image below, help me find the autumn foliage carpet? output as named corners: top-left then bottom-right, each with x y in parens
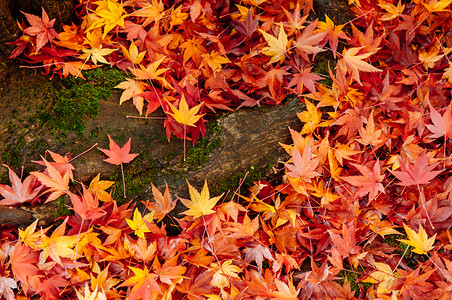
top-left (1, 0), bottom-right (452, 299)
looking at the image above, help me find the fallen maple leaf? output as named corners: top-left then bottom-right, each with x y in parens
top-left (126, 208), bottom-right (154, 239)
top-left (0, 165), bottom-right (41, 205)
top-left (120, 266), bottom-right (161, 300)
top-left (98, 134), bottom-right (139, 198)
top-left (143, 183), bottom-right (177, 222)
top-left (243, 244), bottom-right (275, 276)
top-left (88, 0), bottom-right (128, 39)
top-left (392, 150), bottom-right (443, 186)
top-left (297, 99), bottom-right (323, 134)
top-left (363, 262), bottom-right (398, 295)
top-left (69, 186), bottom-right (106, 221)
top-left (258, 22), bottom-right (289, 64)
top-left (399, 223), bottom-right (437, 255)
top-left (341, 160), bottom-right (385, 201)
top-left (22, 8), bottom-right (58, 54)
top-left (10, 240), bottom-right (40, 294)
top-left (88, 173), bottom-right (115, 202)
top-left (30, 157), bottom-right (71, 203)
top-left (167, 95), bottom-right (205, 161)
top-left (120, 40), bottom-right (147, 64)
top-left (80, 45), bottom-right (117, 65)
top-left (337, 47), bottom-right (382, 85)
top-left (115, 78), bottom-right (147, 115)
top-left (179, 180), bottom-right (223, 219)
top-left (316, 15), bottom-right (347, 56)
top-left (38, 218), bottom-right (79, 266)
top-left (285, 139), bottom-right (320, 182)
top-left (426, 104), bottom-right (452, 140)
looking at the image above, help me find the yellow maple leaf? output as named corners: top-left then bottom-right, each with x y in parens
top-left (378, 0), bottom-right (405, 21)
top-left (80, 46), bottom-right (117, 65)
top-left (297, 99), bottom-right (322, 135)
top-left (126, 209), bottom-right (154, 239)
top-left (399, 223), bottom-right (437, 255)
top-left (421, 0), bottom-right (452, 12)
top-left (180, 180), bottom-right (223, 219)
top-left (418, 45), bottom-right (444, 69)
top-left (120, 40), bottom-right (147, 64)
top-left (258, 22), bottom-right (289, 64)
top-left (363, 262), bottom-right (398, 295)
top-left (168, 95), bottom-right (204, 127)
top-left (169, 5), bottom-right (189, 30)
top-left (89, 0), bottom-right (128, 39)
top-left (38, 218), bottom-right (79, 265)
top-left (210, 260), bottom-right (241, 288)
top-left (19, 219), bottom-right (50, 250)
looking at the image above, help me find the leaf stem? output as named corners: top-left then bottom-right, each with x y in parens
top-left (121, 163), bottom-right (126, 198)
top-left (69, 143), bottom-right (98, 162)
top-left (183, 124), bottom-right (187, 161)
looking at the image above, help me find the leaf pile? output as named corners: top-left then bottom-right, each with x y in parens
top-left (8, 0), bottom-right (329, 144)
top-left (2, 0), bottom-right (452, 299)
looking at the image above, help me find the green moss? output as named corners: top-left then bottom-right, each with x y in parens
top-left (109, 149), bottom-right (159, 205)
top-left (338, 267), bottom-right (372, 296)
top-left (184, 137), bottom-right (222, 170)
top-left (183, 120), bottom-right (223, 170)
top-left (381, 234), bottom-right (411, 256)
top-left (210, 163), bottom-right (276, 199)
top-left (37, 67), bottom-right (126, 132)
top-left (53, 196), bottom-right (72, 219)
top-left (312, 55), bottom-right (335, 87)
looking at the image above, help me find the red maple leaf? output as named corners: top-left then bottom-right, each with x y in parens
top-left (0, 165), bottom-right (41, 205)
top-left (68, 186), bottom-right (106, 221)
top-left (426, 104), bottom-right (452, 140)
top-left (98, 134), bottom-right (139, 198)
top-left (10, 240), bottom-right (40, 294)
top-left (288, 67), bottom-right (323, 96)
top-left (341, 160), bottom-right (385, 201)
top-left (98, 135), bottom-right (139, 165)
top-left (22, 8), bottom-right (58, 54)
top-left (392, 150), bottom-right (443, 186)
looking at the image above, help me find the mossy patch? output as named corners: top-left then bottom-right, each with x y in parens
top-left (53, 196), bottom-right (72, 219)
top-left (36, 67), bottom-right (126, 132)
top-left (210, 163), bottom-right (277, 199)
top-left (312, 54), bottom-right (335, 87)
top-left (337, 266), bottom-right (372, 296)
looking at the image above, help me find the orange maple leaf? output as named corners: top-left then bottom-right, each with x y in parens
top-left (120, 266), bottom-right (162, 299)
top-left (38, 218), bottom-right (79, 265)
top-left (143, 183), bottom-right (177, 222)
top-left (179, 37), bottom-right (206, 67)
top-left (30, 157), bottom-right (70, 203)
top-left (338, 47), bottom-right (382, 85)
